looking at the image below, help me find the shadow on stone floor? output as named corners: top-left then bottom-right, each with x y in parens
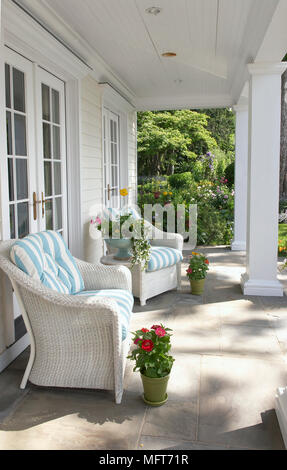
top-left (0, 384), bottom-right (146, 432)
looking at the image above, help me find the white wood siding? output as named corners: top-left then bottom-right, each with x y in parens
top-left (127, 111), bottom-right (137, 205)
top-left (80, 75), bottom-right (103, 258)
top-left (79, 75), bottom-right (137, 260)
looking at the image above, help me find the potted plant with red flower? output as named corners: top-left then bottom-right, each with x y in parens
top-left (186, 251), bottom-right (209, 295)
top-left (127, 324), bottom-right (174, 406)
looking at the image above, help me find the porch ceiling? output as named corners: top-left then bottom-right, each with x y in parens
top-left (14, 0), bottom-right (281, 110)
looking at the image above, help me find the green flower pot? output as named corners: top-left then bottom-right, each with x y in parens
top-left (105, 238), bottom-right (132, 260)
top-left (141, 373), bottom-right (170, 406)
top-left (190, 278), bottom-right (205, 295)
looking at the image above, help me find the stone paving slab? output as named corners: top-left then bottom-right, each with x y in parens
top-left (198, 355), bottom-right (286, 449)
top-left (0, 387), bottom-right (147, 450)
top-left (137, 435), bottom-right (244, 450)
top-left (0, 247), bottom-right (286, 450)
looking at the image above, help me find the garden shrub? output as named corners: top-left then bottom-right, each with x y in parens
top-left (224, 161), bottom-right (235, 187)
top-left (168, 172), bottom-right (193, 189)
top-left (137, 172), bottom-right (235, 246)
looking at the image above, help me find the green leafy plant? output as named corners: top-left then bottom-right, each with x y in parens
top-left (128, 324), bottom-right (175, 378)
top-left (130, 237), bottom-right (151, 270)
top-left (186, 252), bottom-right (209, 280)
top-left (96, 213), bottom-right (134, 239)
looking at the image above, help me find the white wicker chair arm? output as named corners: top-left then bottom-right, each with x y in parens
top-left (75, 258), bottom-right (132, 292)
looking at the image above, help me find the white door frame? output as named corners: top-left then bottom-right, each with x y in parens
top-left (103, 107), bottom-right (120, 209)
top-left (0, 46), bottom-right (38, 240)
top-left (1, 0), bottom-right (90, 254)
top-left (0, 0), bottom-right (89, 372)
top-left (100, 83), bottom-right (136, 209)
top-left (35, 66), bottom-right (68, 239)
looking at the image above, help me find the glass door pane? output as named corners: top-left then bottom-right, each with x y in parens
top-left (109, 112), bottom-right (120, 209)
top-left (104, 109), bottom-right (120, 209)
top-left (4, 60), bottom-right (32, 239)
top-left (38, 69), bottom-right (67, 240)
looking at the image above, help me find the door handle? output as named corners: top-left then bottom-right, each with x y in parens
top-left (107, 184), bottom-right (115, 201)
top-left (33, 192), bottom-right (41, 220)
top-left (41, 192), bottom-right (47, 218)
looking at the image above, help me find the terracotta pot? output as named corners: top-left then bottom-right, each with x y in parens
top-left (190, 278), bottom-right (205, 295)
top-left (140, 373), bottom-right (170, 406)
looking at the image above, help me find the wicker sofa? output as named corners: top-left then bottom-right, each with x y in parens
top-left (0, 234), bottom-right (134, 404)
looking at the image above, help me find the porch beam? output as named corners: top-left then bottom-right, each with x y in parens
top-left (231, 103), bottom-right (248, 251)
top-left (241, 62), bottom-right (287, 296)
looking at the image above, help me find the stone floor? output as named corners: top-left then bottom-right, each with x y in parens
top-left (0, 247), bottom-right (287, 450)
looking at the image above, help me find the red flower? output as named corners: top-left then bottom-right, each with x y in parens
top-left (155, 327), bottom-right (166, 337)
top-left (186, 268), bottom-right (193, 274)
top-left (204, 260), bottom-right (209, 264)
top-left (134, 338), bottom-right (142, 345)
top-left (141, 340), bottom-right (154, 352)
top-left (141, 328), bottom-right (149, 333)
top-left (151, 325), bottom-right (161, 330)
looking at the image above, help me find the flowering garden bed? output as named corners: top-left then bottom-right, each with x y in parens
top-left (138, 169), bottom-right (234, 246)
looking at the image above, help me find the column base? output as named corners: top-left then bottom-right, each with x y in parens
top-left (241, 272), bottom-right (284, 296)
top-left (231, 240), bottom-right (246, 251)
top-left (275, 387), bottom-right (287, 449)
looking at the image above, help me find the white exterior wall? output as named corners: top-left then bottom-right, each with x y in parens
top-left (79, 75), bottom-right (138, 260)
top-left (127, 111), bottom-right (137, 205)
top-left (80, 75), bottom-right (103, 223)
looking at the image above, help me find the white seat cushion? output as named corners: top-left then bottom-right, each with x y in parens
top-left (10, 231), bottom-right (84, 294)
top-left (75, 289), bottom-right (134, 340)
top-left (147, 246), bottom-right (183, 272)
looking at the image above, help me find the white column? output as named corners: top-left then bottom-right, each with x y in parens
top-left (231, 104), bottom-right (248, 251)
top-left (241, 63), bottom-right (287, 296)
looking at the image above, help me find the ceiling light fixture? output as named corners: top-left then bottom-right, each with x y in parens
top-left (162, 52), bottom-right (177, 57)
top-left (145, 7), bottom-right (162, 15)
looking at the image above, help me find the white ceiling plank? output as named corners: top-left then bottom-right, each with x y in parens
top-left (14, 0), bottom-right (282, 108)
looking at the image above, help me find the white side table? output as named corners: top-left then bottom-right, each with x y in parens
top-left (100, 254), bottom-right (145, 305)
top-left (100, 254), bottom-right (132, 269)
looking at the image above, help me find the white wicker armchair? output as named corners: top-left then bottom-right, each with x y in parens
top-left (0, 240), bottom-right (132, 404)
top-left (106, 219), bottom-right (184, 306)
top-left (133, 225), bottom-right (183, 306)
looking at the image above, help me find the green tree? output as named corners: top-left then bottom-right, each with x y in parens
top-left (198, 108), bottom-right (235, 154)
top-left (137, 110), bottom-right (217, 176)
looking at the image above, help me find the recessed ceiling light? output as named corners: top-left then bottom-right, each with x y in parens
top-left (145, 7), bottom-right (162, 15)
top-left (162, 52), bottom-right (177, 57)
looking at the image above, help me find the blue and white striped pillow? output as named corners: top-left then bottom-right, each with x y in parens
top-left (147, 246), bottom-right (183, 272)
top-left (10, 231), bottom-right (84, 294)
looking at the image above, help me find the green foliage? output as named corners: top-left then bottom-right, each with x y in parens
top-left (137, 175), bottom-right (235, 246)
top-left (97, 214), bottom-right (133, 239)
top-left (225, 161), bottom-right (235, 187)
top-left (198, 108), bottom-right (235, 154)
top-left (168, 172), bottom-right (193, 189)
top-left (127, 325), bottom-right (175, 378)
top-left (130, 222), bottom-right (151, 270)
top-left (137, 110), bottom-right (217, 176)
top-left (186, 252), bottom-right (209, 280)
top-left (278, 224), bottom-right (287, 258)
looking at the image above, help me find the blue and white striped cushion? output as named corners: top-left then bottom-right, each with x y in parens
top-left (147, 246), bottom-right (183, 272)
top-left (75, 289), bottom-right (134, 340)
top-left (10, 231), bottom-right (84, 294)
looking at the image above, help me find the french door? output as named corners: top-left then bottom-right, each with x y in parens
top-left (103, 108), bottom-right (120, 208)
top-left (3, 47), bottom-right (68, 242)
